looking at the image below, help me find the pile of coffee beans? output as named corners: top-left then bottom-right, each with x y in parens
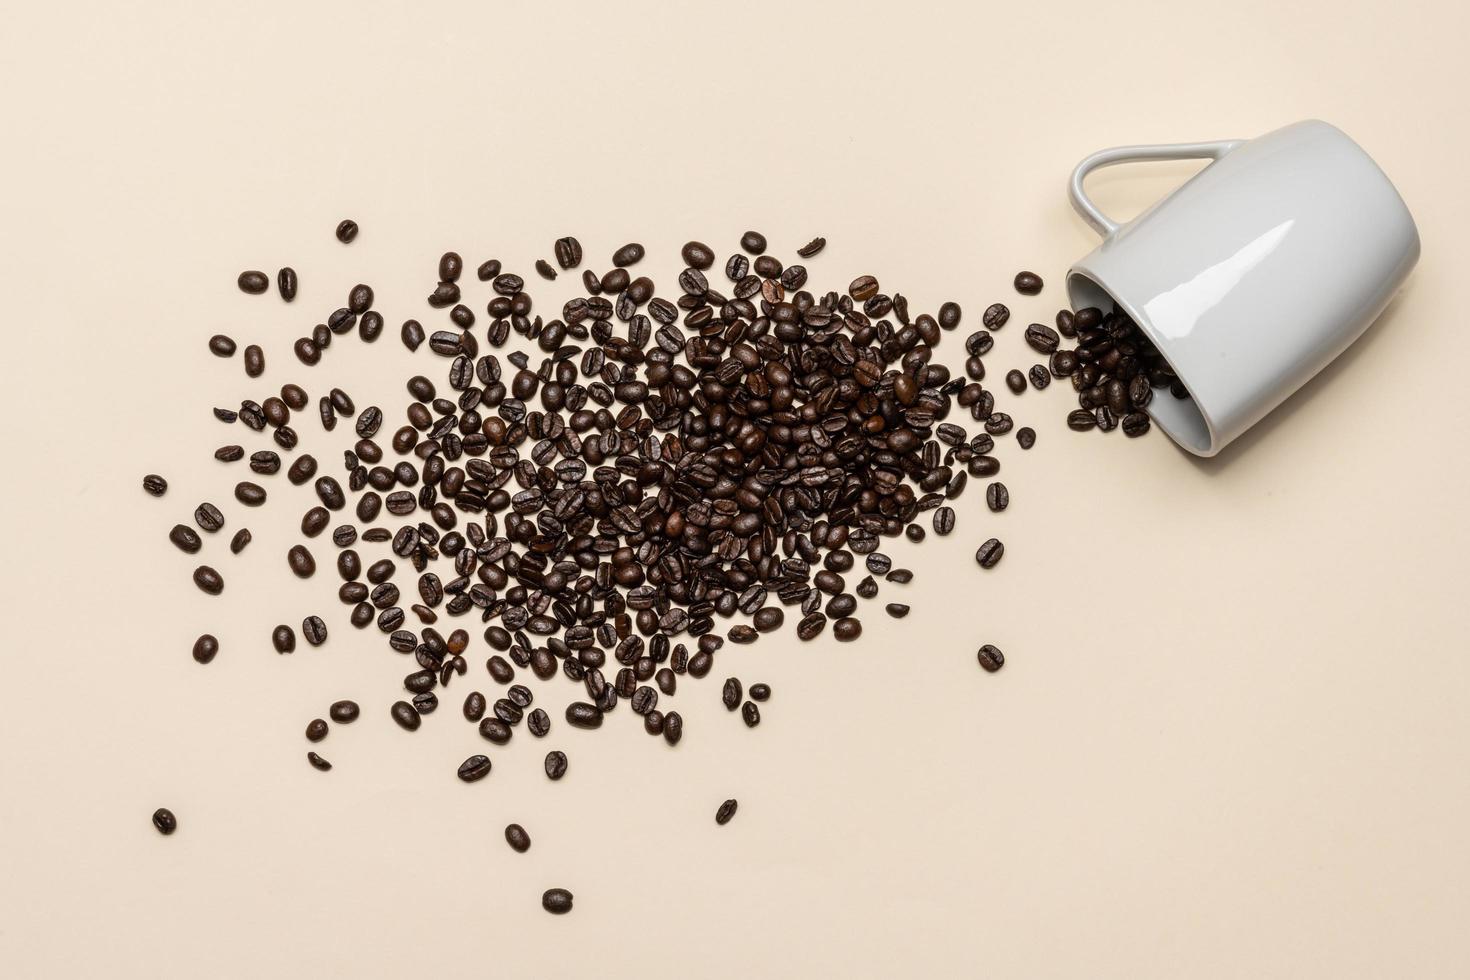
top-left (145, 223), bottom-right (1184, 910)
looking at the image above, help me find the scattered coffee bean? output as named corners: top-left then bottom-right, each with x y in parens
top-left (307, 751), bottom-right (332, 771)
top-left (192, 634), bottom-right (218, 665)
top-left (716, 799), bottom-right (739, 825)
top-left (749, 683), bottom-right (770, 702)
top-left (192, 565), bottom-right (223, 595)
top-left (741, 701), bottom-right (761, 727)
top-left (272, 625), bottom-right (296, 653)
top-left (722, 677), bottom-right (742, 711)
top-left (237, 270), bottom-right (269, 294)
top-left (302, 616), bottom-right (328, 646)
top-left (544, 750), bottom-right (568, 780)
top-left (976, 644), bottom-right (1005, 673)
top-left (335, 219), bottom-right (358, 243)
top-left (542, 888), bottom-right (573, 914)
top-left (1013, 271), bottom-right (1043, 294)
top-left (505, 823), bottom-right (531, 852)
top-left (305, 719), bottom-right (328, 742)
top-left (152, 808), bottom-right (177, 835)
top-left (277, 267), bottom-right (297, 301)
top-left (975, 538), bottom-right (1004, 569)
top-left (885, 603), bottom-right (910, 618)
top-left (169, 524), bottom-right (202, 554)
top-left (391, 700), bottom-right (420, 731)
top-left (209, 334), bottom-right (237, 357)
top-left (329, 700), bottom-right (359, 723)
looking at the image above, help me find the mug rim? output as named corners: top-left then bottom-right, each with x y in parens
top-left (1066, 266), bottom-right (1221, 456)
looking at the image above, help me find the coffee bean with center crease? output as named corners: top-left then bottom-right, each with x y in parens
top-left (193, 565), bottom-right (223, 595)
top-left (505, 823), bottom-right (531, 852)
top-left (192, 634), bottom-right (218, 664)
top-left (977, 644), bottom-right (1005, 673)
top-left (544, 750), bottom-right (568, 780)
top-left (1025, 323), bottom-right (1060, 354)
top-left (194, 503), bottom-right (224, 532)
top-left (302, 616), bottom-right (328, 646)
top-left (1122, 412), bottom-right (1151, 437)
top-left (986, 482), bottom-right (1009, 511)
top-left (143, 474), bottom-right (168, 496)
top-left (662, 711), bottom-right (683, 746)
top-left (982, 303), bottom-right (1010, 329)
top-left (716, 799), bottom-right (739, 825)
top-left (975, 538), bottom-right (1005, 569)
top-left (390, 700), bottom-right (420, 731)
top-left (542, 888), bottom-right (573, 915)
top-left (553, 237), bottom-right (582, 269)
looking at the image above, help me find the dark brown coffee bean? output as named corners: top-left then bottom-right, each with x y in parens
top-left (287, 544), bottom-right (316, 578)
top-left (982, 303), bottom-right (1010, 329)
top-left (681, 241), bottom-right (714, 269)
top-left (796, 237), bottom-right (826, 257)
top-left (1025, 322), bottom-right (1060, 354)
top-left (335, 219), bottom-right (358, 243)
top-left (849, 275), bottom-right (879, 301)
top-left (797, 613), bottom-right (826, 641)
top-left (209, 334), bottom-right (237, 357)
top-left (293, 337), bottom-right (320, 365)
top-left (565, 702), bottom-right (601, 729)
top-left (611, 242), bottom-right (645, 266)
top-left (142, 474), bottom-right (168, 496)
top-left (662, 711), bottom-right (683, 746)
top-left (740, 230), bottom-right (767, 254)
top-left (152, 807), bottom-right (177, 835)
top-left (169, 524), bottom-right (202, 554)
top-left (463, 691), bottom-right (486, 721)
top-left (938, 301), bottom-right (962, 330)
top-left (1013, 271), bottom-right (1043, 295)
top-left (192, 634), bottom-right (218, 664)
top-left (234, 481), bottom-right (266, 506)
top-left (528, 708), bottom-right (550, 737)
top-left (327, 700), bottom-right (358, 723)
top-left (975, 538), bottom-right (1004, 569)
top-left (401, 319), bottom-right (425, 351)
top-left (457, 755), bottom-right (491, 782)
top-left (977, 644), bottom-right (1005, 673)
top-left (535, 259), bottom-right (557, 281)
top-left (302, 616), bottom-right (328, 646)
top-left (716, 799), bottom-right (739, 825)
top-left (505, 823), bottom-right (531, 852)
top-left (305, 719), bottom-right (328, 742)
top-left (391, 700), bottom-right (420, 731)
top-left (933, 507), bottom-right (955, 535)
top-left (271, 625), bottom-right (296, 654)
top-left (1122, 413), bottom-right (1151, 437)
top-left (1067, 408), bottom-right (1097, 431)
top-left (553, 237), bottom-right (582, 270)
top-left (544, 750), bottom-right (568, 780)
top-left (1016, 427), bottom-right (1036, 449)
top-left (749, 683), bottom-right (770, 702)
top-left (833, 618), bottom-right (862, 642)
top-left (542, 888), bottom-right (573, 914)
top-left (307, 751), bottom-right (332, 771)
top-left (1005, 369), bottom-right (1026, 394)
top-left (193, 565), bottom-right (223, 595)
top-left (884, 603), bottom-right (910, 619)
top-left (741, 700), bottom-right (761, 726)
top-left (986, 482), bottom-right (1009, 512)
top-left (194, 502), bottom-right (224, 532)
top-left (722, 677), bottom-right (742, 711)
top-left (237, 271), bottom-right (269, 294)
top-left (277, 267), bottom-right (297, 301)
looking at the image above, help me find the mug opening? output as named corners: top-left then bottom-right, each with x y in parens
top-left (1065, 270), bottom-right (1219, 456)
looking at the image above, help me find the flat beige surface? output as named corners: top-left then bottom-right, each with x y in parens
top-left (2, 1), bottom-right (1467, 977)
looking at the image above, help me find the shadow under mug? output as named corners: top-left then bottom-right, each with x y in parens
top-left (1066, 119), bottom-right (1420, 457)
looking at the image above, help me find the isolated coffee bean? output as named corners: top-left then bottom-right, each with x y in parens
top-left (152, 808), bottom-right (177, 835)
top-left (505, 823), bottom-right (531, 852)
top-left (302, 616), bottom-right (328, 646)
top-left (749, 683), bottom-right (770, 702)
top-left (1013, 271), bottom-right (1043, 294)
top-left (716, 799), bottom-right (739, 825)
top-left (335, 219), bottom-right (358, 243)
top-left (329, 700), bottom-right (359, 723)
top-left (192, 634), bottom-right (218, 664)
top-left (305, 719), bottom-right (328, 742)
top-left (193, 565), bottom-right (223, 595)
top-left (287, 545), bottom-right (316, 578)
top-left (975, 538), bottom-right (1004, 569)
top-left (209, 334), bottom-right (237, 357)
top-left (237, 271), bottom-right (269, 294)
top-left (277, 267), bottom-right (297, 300)
top-left (169, 524), bottom-right (202, 554)
top-left (542, 888), bottom-right (573, 914)
top-left (271, 625), bottom-right (296, 653)
top-left (986, 482), bottom-right (1009, 512)
top-left (544, 750), bottom-right (568, 780)
top-left (976, 644), bottom-right (1005, 673)
top-left (307, 751), bottom-right (332, 771)
top-left (142, 474), bottom-right (168, 496)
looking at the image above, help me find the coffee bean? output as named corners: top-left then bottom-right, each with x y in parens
top-left (681, 241), bottom-right (714, 269)
top-left (194, 502), bottom-right (224, 532)
top-left (749, 683), bottom-right (770, 702)
top-left (505, 823), bottom-right (531, 852)
top-left (722, 677), bottom-right (742, 711)
top-left (1016, 427), bottom-right (1036, 449)
top-left (209, 334), bottom-right (237, 357)
top-left (1025, 323), bottom-right (1060, 354)
top-left (542, 888), bottom-right (573, 914)
top-left (933, 507), bottom-right (955, 535)
top-left (535, 259), bottom-right (557, 281)
top-left (152, 807), bottom-right (177, 835)
top-left (885, 603), bottom-right (910, 618)
top-left (741, 701), bottom-right (761, 727)
top-left (611, 243), bottom-right (645, 266)
top-left (237, 271), bottom-right (269, 294)
top-left (193, 565), bottom-right (223, 595)
top-left (302, 616), bottom-right (328, 646)
top-left (335, 219), bottom-right (358, 243)
top-left (796, 237), bottom-right (826, 257)
top-left (234, 481), bottom-right (266, 506)
top-left (462, 691), bottom-right (486, 721)
top-left (544, 750), bottom-right (568, 780)
top-left (976, 644), bottom-right (1005, 673)
top-left (663, 711), bottom-right (683, 746)
top-left (1013, 271), bottom-right (1043, 295)
top-left (307, 751), bottom-right (332, 771)
top-left (390, 700), bottom-right (420, 731)
top-left (192, 634), bottom-right (218, 664)
top-left (1005, 369), bottom-right (1026, 394)
top-left (982, 303), bottom-right (1010, 329)
top-left (740, 230), bottom-right (767, 254)
top-left (271, 625), bottom-right (296, 653)
top-left (716, 799), bottom-right (739, 825)
top-left (849, 275), bottom-right (879, 301)
top-left (1067, 408), bottom-right (1097, 431)
top-left (329, 700), bottom-right (359, 723)
top-left (169, 524), bottom-right (202, 554)
top-left (277, 267), bottom-right (297, 301)
top-left (287, 544), bottom-right (316, 578)
top-left (553, 237), bottom-right (582, 270)
top-left (985, 482), bottom-right (1009, 512)
top-left (527, 708), bottom-right (550, 737)
top-left (565, 702), bottom-right (601, 729)
top-left (854, 577), bottom-right (878, 599)
top-left (975, 538), bottom-right (1004, 569)
top-left (243, 345), bottom-right (265, 377)
top-left (413, 692), bottom-right (438, 714)
top-left (1122, 412), bottom-right (1151, 438)
top-left (305, 719), bottom-right (328, 742)
top-left (401, 319), bottom-right (425, 351)
top-left (797, 613), bottom-right (826, 641)
top-left (142, 474), bottom-right (169, 497)
top-left (833, 618), bottom-right (862, 642)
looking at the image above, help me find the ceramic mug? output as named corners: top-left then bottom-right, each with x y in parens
top-left (1066, 119), bottom-right (1419, 457)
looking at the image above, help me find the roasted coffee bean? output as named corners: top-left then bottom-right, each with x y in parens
top-left (849, 275), bottom-right (879, 301)
top-left (194, 502), bottom-right (225, 532)
top-left (169, 524), bottom-right (202, 554)
top-left (142, 474), bottom-right (168, 496)
top-left (302, 616), bottom-right (328, 646)
top-left (542, 888), bottom-right (573, 914)
top-left (985, 482), bottom-right (1009, 512)
top-left (243, 344), bottom-right (265, 377)
top-left (796, 237), bottom-right (826, 257)
top-left (1013, 271), bottom-right (1043, 294)
top-left (305, 719), bottom-right (328, 742)
top-left (749, 683), bottom-right (770, 702)
top-left (390, 700), bottom-right (421, 731)
top-left (535, 259), bottom-right (557, 280)
top-left (663, 711), bottom-right (683, 746)
top-left (553, 237), bottom-right (582, 270)
top-left (796, 613), bottom-right (826, 641)
top-left (237, 270), bottom-right (269, 294)
top-left (832, 618), bottom-right (862, 642)
top-left (1067, 408), bottom-right (1097, 431)
top-left (1025, 322), bottom-right (1060, 355)
top-left (209, 334), bottom-right (237, 357)
top-left (611, 242), bottom-right (645, 266)
top-left (982, 303), bottom-right (1010, 329)
top-left (287, 544), bottom-right (316, 578)
top-left (307, 751), bottom-right (332, 771)
top-left (544, 750), bottom-right (568, 780)
top-left (885, 603), bottom-right (910, 619)
top-left (722, 677), bottom-right (742, 710)
top-left (457, 754), bottom-right (492, 782)
top-left (565, 702), bottom-right (602, 729)
top-left (234, 481), bottom-right (266, 506)
top-left (401, 319), bottom-right (425, 351)
top-left (271, 625), bottom-right (296, 653)
top-left (277, 267), bottom-right (297, 301)
top-left (716, 799), bottom-right (739, 825)
top-left (1122, 412), bottom-right (1151, 438)
top-left (193, 565), bottom-right (224, 595)
top-left (975, 538), bottom-right (1004, 569)
top-left (335, 219), bottom-right (358, 243)
top-left (1017, 427), bottom-right (1036, 449)
top-left (463, 691), bottom-right (486, 721)
top-left (413, 692), bottom-right (438, 714)
top-left (976, 644), bottom-right (1005, 673)
top-left (739, 230), bottom-right (767, 254)
top-left (327, 700), bottom-right (359, 724)
top-left (933, 507), bottom-right (955, 535)
top-left (741, 701), bottom-right (761, 727)
top-left (192, 634), bottom-right (218, 665)
top-left (527, 708), bottom-right (550, 737)
top-left (152, 807), bottom-right (177, 835)
top-left (505, 823), bottom-right (531, 852)
top-left (1005, 369), bottom-right (1026, 394)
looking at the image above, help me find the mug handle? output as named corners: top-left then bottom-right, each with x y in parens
top-left (1069, 139), bottom-right (1245, 236)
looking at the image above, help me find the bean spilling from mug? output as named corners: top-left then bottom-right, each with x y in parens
top-left (147, 224), bottom-right (1185, 912)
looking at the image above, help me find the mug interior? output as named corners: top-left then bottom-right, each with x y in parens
top-left (1066, 270), bottom-right (1218, 455)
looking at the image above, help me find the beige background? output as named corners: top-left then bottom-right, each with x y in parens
top-left (2, 1), bottom-right (1467, 977)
